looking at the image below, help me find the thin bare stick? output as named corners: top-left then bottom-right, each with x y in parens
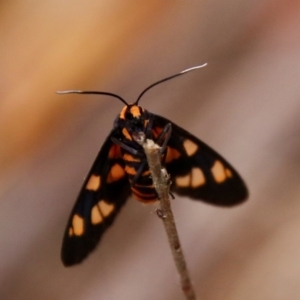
top-left (134, 133), bottom-right (197, 300)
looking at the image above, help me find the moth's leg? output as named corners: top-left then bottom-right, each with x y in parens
top-left (111, 137), bottom-right (143, 157)
top-left (144, 114), bottom-right (155, 138)
top-left (169, 191), bottom-right (175, 199)
top-left (130, 160), bottom-right (147, 186)
top-left (155, 123), bottom-right (172, 154)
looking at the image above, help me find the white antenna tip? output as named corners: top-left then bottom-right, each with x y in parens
top-left (181, 63), bottom-right (208, 74)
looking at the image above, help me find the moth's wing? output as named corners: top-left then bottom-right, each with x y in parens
top-left (152, 115), bottom-right (248, 206)
top-left (61, 132), bottom-right (131, 266)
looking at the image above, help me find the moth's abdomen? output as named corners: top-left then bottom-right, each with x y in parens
top-left (131, 184), bottom-right (157, 203)
top-left (123, 152), bottom-right (157, 203)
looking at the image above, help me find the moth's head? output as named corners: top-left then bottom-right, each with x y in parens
top-left (119, 104), bottom-right (144, 120)
top-left (117, 104), bottom-right (149, 133)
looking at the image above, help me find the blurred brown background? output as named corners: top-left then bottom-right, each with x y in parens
top-left (1, 1), bottom-right (300, 299)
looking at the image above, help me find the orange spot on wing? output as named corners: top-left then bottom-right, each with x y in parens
top-left (91, 205), bottom-right (103, 224)
top-left (191, 167), bottom-right (205, 187)
top-left (165, 147), bottom-right (181, 163)
top-left (175, 174), bottom-right (190, 187)
top-left (152, 127), bottom-right (163, 138)
top-left (107, 163), bottom-right (125, 183)
top-left (211, 160), bottom-right (226, 183)
top-left (72, 215), bottom-right (84, 236)
top-left (225, 168), bottom-right (232, 178)
top-left (68, 227), bottom-right (73, 236)
top-left (108, 145), bottom-right (122, 159)
top-left (86, 175), bottom-right (101, 191)
top-left (176, 168), bottom-right (205, 188)
top-left (183, 139), bottom-right (198, 156)
top-left (98, 200), bottom-right (115, 217)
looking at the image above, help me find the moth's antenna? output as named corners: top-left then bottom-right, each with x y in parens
top-left (135, 63), bottom-right (208, 105)
top-left (56, 90), bottom-right (129, 106)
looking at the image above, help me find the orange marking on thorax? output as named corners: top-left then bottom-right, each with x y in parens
top-left (119, 106), bottom-right (127, 119)
top-left (122, 128), bottom-right (132, 140)
top-left (130, 105), bottom-right (141, 118)
top-left (144, 119), bottom-right (149, 128)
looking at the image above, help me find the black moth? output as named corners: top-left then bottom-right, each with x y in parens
top-left (58, 64), bottom-right (248, 266)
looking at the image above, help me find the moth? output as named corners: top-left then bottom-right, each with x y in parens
top-left (58, 64), bottom-right (248, 266)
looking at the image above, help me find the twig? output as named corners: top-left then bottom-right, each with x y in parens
top-left (134, 133), bottom-right (197, 300)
